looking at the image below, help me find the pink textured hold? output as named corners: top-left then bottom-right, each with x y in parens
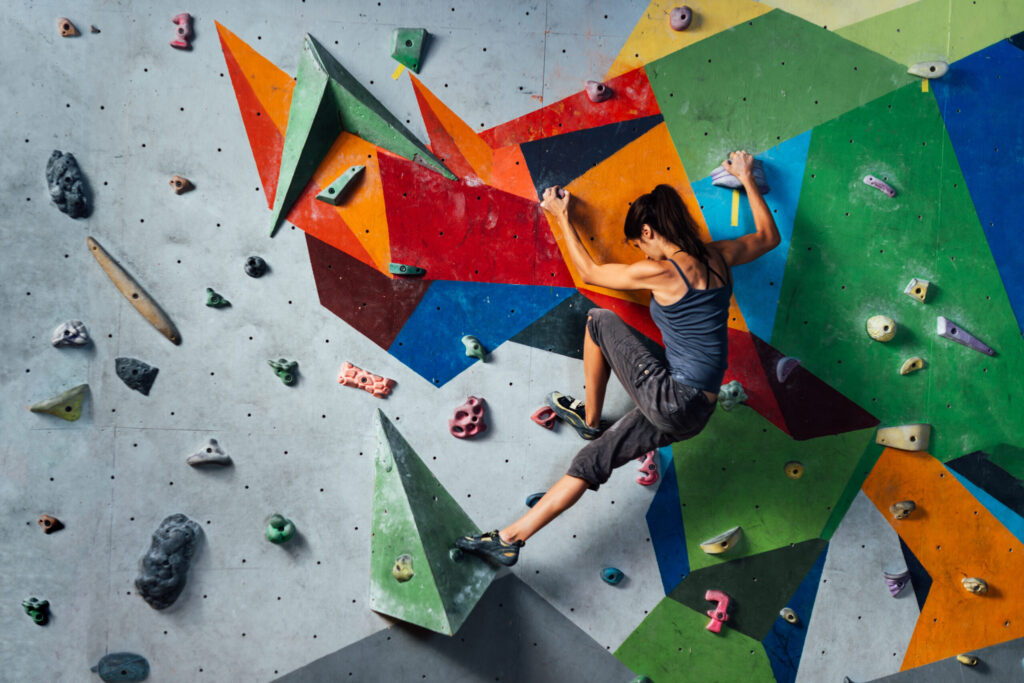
top-left (170, 13), bottom-right (193, 49)
top-left (337, 362), bottom-right (396, 398)
top-left (636, 450), bottom-right (659, 486)
top-left (585, 80), bottom-right (613, 103)
top-left (705, 589), bottom-right (731, 633)
top-left (449, 396), bottom-right (487, 438)
top-left (531, 406), bottom-right (556, 430)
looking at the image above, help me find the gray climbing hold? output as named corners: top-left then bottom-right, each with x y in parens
top-left (186, 438), bottom-right (232, 467)
top-left (91, 652), bottom-right (150, 682)
top-left (712, 158), bottom-right (770, 193)
top-left (936, 316), bottom-right (995, 356)
top-left (51, 320), bottom-right (90, 347)
top-left (46, 150), bottom-right (91, 218)
top-left (115, 358), bottom-right (159, 396)
top-left (244, 255), bottom-right (268, 278)
top-left (135, 514), bottom-right (201, 610)
top-left (908, 60), bottom-right (948, 79)
top-left (775, 356), bottom-right (800, 382)
top-left (718, 380), bottom-right (747, 410)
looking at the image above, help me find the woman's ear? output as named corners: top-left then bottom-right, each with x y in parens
top-left (641, 224), bottom-right (653, 240)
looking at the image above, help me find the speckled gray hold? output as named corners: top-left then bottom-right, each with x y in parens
top-left (115, 358), bottom-right (159, 396)
top-left (46, 150), bottom-right (90, 218)
top-left (91, 652), bottom-right (150, 681)
top-left (135, 514), bottom-right (201, 610)
top-left (244, 255), bottom-right (268, 278)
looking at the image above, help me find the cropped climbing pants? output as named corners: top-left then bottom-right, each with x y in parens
top-left (567, 308), bottom-right (716, 491)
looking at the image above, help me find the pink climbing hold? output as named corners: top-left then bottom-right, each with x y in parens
top-left (170, 13), bottom-right (193, 50)
top-left (636, 450), bottom-right (659, 486)
top-left (337, 362), bottom-right (396, 398)
top-left (531, 406), bottom-right (556, 430)
top-left (449, 396), bottom-right (487, 438)
top-left (585, 80), bottom-right (613, 103)
top-left (705, 589), bottom-right (731, 633)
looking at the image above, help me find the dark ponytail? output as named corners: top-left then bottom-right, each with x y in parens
top-left (623, 184), bottom-right (709, 262)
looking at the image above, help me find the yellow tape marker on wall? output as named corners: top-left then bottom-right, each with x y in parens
top-left (731, 190), bottom-right (740, 227)
top-left (921, 79), bottom-right (929, 93)
top-left (391, 63), bottom-right (406, 80)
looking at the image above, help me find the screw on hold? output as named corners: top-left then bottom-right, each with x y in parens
top-left (266, 514), bottom-right (296, 544)
top-left (907, 60), bottom-right (948, 79)
top-left (388, 262), bottom-right (426, 276)
top-left (187, 438), bottom-right (233, 467)
top-left (392, 554), bottom-right (415, 582)
top-left (390, 28), bottom-right (428, 73)
top-left (29, 383), bottom-right (89, 422)
top-left (585, 80), bottom-right (613, 103)
top-left (601, 567), bottom-right (625, 585)
top-left (315, 165), bottom-right (365, 205)
top-left (268, 358), bottom-right (298, 385)
top-left (875, 424), bottom-right (931, 452)
top-left (461, 335), bottom-right (487, 362)
top-left (337, 361), bottom-right (396, 398)
top-left (22, 597), bottom-right (49, 625)
top-left (866, 315), bottom-right (897, 342)
top-left (705, 589), bottom-right (731, 633)
top-left (205, 288), bottom-right (230, 308)
top-left (244, 255), bottom-right (268, 278)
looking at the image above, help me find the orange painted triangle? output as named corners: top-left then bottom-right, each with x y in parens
top-left (491, 144), bottom-right (540, 202)
top-left (215, 22), bottom-right (294, 134)
top-left (409, 75), bottom-right (495, 185)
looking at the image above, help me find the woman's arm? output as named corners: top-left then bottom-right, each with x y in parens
top-left (710, 150), bottom-right (781, 267)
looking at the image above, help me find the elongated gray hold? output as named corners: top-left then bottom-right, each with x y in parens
top-left (91, 652), bottom-right (150, 681)
top-left (936, 316), bottom-right (995, 356)
top-left (135, 514), bottom-right (201, 610)
top-left (187, 438), bottom-right (232, 467)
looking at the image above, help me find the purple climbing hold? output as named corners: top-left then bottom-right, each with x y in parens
top-left (585, 80), bottom-right (613, 103)
top-left (670, 6), bottom-right (693, 31)
top-left (883, 568), bottom-right (911, 597)
top-left (775, 356), bottom-right (801, 383)
top-left (863, 175), bottom-right (897, 198)
top-left (936, 316), bottom-right (995, 356)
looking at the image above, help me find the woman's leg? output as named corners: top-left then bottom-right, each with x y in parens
top-left (499, 474), bottom-right (589, 543)
top-left (583, 320), bottom-right (611, 429)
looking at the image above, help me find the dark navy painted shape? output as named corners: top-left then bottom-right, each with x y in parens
top-left (762, 545), bottom-right (828, 683)
top-left (645, 446), bottom-right (690, 594)
top-left (947, 450), bottom-right (1024, 518)
top-left (898, 536), bottom-right (931, 613)
top-left (520, 114), bottom-right (664, 199)
top-left (509, 292), bottom-right (596, 358)
top-left (1009, 30), bottom-right (1024, 51)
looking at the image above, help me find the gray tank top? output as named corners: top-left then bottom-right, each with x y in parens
top-left (648, 254), bottom-right (731, 393)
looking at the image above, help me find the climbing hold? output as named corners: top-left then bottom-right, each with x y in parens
top-left (883, 568), bottom-right (911, 597)
top-left (390, 28), bottom-right (428, 73)
top-left (531, 406), bottom-right (556, 429)
top-left (780, 607), bottom-right (799, 625)
top-left (525, 492), bottom-right (545, 508)
top-left (889, 500), bottom-right (916, 519)
top-left (776, 356), bottom-right (801, 382)
top-left (903, 278), bottom-right (930, 303)
top-left (449, 547), bottom-right (464, 562)
top-left (705, 589), bottom-right (731, 633)
top-left (718, 380), bottom-right (747, 410)
top-left (315, 165), bottom-right (365, 205)
top-left (636, 450), bottom-right (659, 486)
top-left (449, 396), bottom-right (487, 438)
top-left (244, 255), bottom-right (268, 278)
top-left (38, 514), bottom-right (64, 534)
top-left (205, 288), bottom-right (230, 308)
top-left (585, 80), bottom-right (613, 103)
top-left (669, 6), bottom-right (693, 30)
top-left (88, 236), bottom-right (181, 344)
top-left (700, 526), bottom-right (742, 555)
top-left (866, 315), bottom-right (897, 342)
top-left (863, 175), bottom-right (897, 198)
top-left (601, 567), bottom-right (625, 585)
top-left (51, 320), bottom-right (90, 347)
top-left (393, 554), bottom-right (415, 582)
top-left (631, 677), bottom-right (653, 683)
top-left (169, 175), bottom-right (194, 194)
top-left (908, 61), bottom-right (948, 79)
top-left (170, 13), bottom-right (193, 49)
top-left (962, 577), bottom-right (988, 594)
top-left (388, 262), bottom-right (426, 276)
top-left (936, 316), bottom-right (995, 356)
top-left (115, 357), bottom-right (159, 396)
top-left (956, 654), bottom-right (979, 666)
top-left (784, 461), bottom-right (804, 479)
top-left (266, 514), bottom-right (296, 544)
top-left (30, 383), bottom-right (89, 421)
top-left (57, 18), bottom-right (79, 37)
top-left (900, 357), bottom-right (925, 375)
top-left (47, 150), bottom-right (90, 218)
top-left (875, 424), bottom-right (931, 452)
top-left (711, 158), bottom-right (770, 194)
top-left (90, 25), bottom-right (100, 34)
top-left (187, 438), bottom-right (232, 467)
top-left (461, 335), bottom-right (487, 362)
top-left (268, 358), bottom-right (298, 385)
top-left (338, 361), bottom-right (396, 398)
top-left (135, 514), bottom-right (201, 610)
top-left (91, 652), bottom-right (150, 682)
top-left (22, 597), bottom-right (49, 625)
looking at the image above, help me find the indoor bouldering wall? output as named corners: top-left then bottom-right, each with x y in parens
top-left (3, 1), bottom-right (1024, 682)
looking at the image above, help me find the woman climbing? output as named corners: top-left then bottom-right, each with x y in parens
top-left (456, 150), bottom-right (780, 566)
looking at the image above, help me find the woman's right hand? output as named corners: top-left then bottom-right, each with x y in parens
top-left (723, 150), bottom-right (754, 181)
top-left (541, 186), bottom-right (570, 219)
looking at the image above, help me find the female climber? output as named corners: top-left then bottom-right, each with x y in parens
top-left (456, 150), bottom-right (780, 566)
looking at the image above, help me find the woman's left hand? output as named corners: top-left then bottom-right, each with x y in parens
top-left (541, 186), bottom-right (570, 219)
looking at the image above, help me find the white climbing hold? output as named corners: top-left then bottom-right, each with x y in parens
top-left (907, 61), bottom-right (948, 79)
top-left (700, 526), bottom-right (742, 555)
top-left (875, 424), bottom-right (931, 452)
top-left (900, 357), bottom-right (925, 375)
top-left (903, 278), bottom-right (930, 303)
top-left (186, 438), bottom-right (232, 467)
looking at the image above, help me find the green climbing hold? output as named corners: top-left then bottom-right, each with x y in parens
top-left (29, 383), bottom-right (88, 421)
top-left (268, 359), bottom-right (298, 385)
top-left (205, 288), bottom-right (230, 307)
top-left (22, 597), bottom-right (49, 625)
top-left (391, 28), bottom-right (427, 73)
top-left (462, 335), bottom-right (487, 362)
top-left (266, 514), bottom-right (296, 544)
top-left (631, 677), bottom-right (653, 683)
top-left (388, 262), bottom-right (426, 277)
top-left (315, 165), bottom-right (365, 205)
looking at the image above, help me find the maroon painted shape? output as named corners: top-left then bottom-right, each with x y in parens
top-left (750, 334), bottom-right (879, 440)
top-left (306, 232), bottom-right (430, 349)
top-left (380, 152), bottom-right (575, 287)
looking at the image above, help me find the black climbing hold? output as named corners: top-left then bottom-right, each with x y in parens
top-left (46, 150), bottom-right (91, 218)
top-left (135, 514), bottom-right (201, 610)
top-left (115, 357), bottom-right (159, 396)
top-left (244, 255), bottom-right (268, 278)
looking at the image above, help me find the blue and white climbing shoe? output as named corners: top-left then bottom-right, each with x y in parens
top-left (546, 391), bottom-right (602, 440)
top-left (455, 530), bottom-right (523, 567)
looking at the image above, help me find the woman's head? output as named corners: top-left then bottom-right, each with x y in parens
top-left (623, 184), bottom-right (708, 260)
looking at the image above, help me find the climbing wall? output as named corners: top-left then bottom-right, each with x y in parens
top-left (3, 1), bottom-right (1024, 681)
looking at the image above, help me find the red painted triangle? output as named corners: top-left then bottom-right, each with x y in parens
top-left (723, 328), bottom-right (789, 435)
top-left (579, 291), bottom-right (664, 346)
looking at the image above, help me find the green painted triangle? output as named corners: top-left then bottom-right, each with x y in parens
top-left (369, 410), bottom-right (496, 635)
top-left (29, 383), bottom-right (88, 421)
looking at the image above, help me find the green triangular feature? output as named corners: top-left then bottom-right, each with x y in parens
top-left (29, 383), bottom-right (89, 421)
top-left (668, 538), bottom-right (827, 641)
top-left (369, 410), bottom-right (496, 635)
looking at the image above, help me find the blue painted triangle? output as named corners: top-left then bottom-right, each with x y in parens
top-left (388, 281), bottom-right (575, 387)
top-left (694, 130), bottom-right (811, 342)
top-left (761, 544), bottom-right (827, 683)
top-left (520, 114), bottom-right (664, 199)
top-left (645, 446), bottom-right (690, 595)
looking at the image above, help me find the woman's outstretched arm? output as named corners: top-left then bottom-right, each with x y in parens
top-left (710, 150), bottom-right (780, 267)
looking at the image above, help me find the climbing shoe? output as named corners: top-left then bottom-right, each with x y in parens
top-left (546, 391), bottom-right (603, 440)
top-left (455, 530), bottom-right (523, 567)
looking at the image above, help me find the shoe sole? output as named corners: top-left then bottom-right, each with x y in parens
top-left (455, 537), bottom-right (519, 566)
top-left (546, 393), bottom-right (600, 440)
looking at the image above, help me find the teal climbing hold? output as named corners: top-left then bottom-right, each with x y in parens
top-left (388, 262), bottom-right (426, 276)
top-left (462, 335), bottom-right (487, 362)
top-left (205, 288), bottom-right (230, 307)
top-left (268, 359), bottom-right (298, 385)
top-left (391, 28), bottom-right (427, 73)
top-left (601, 567), bottom-right (625, 585)
top-left (266, 514), bottom-right (296, 544)
top-left (315, 165), bottom-right (365, 205)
